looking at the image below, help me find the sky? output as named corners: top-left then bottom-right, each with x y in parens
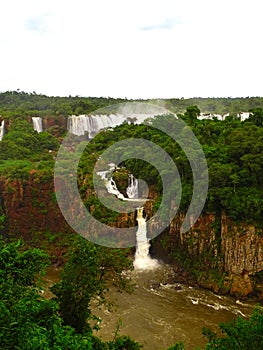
top-left (0, 0), bottom-right (262, 99)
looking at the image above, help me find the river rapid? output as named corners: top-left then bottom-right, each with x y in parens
top-left (43, 261), bottom-right (256, 350)
top-left (90, 264), bottom-right (255, 350)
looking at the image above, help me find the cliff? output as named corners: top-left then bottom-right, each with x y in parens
top-left (1, 171), bottom-right (262, 298)
top-left (0, 171), bottom-right (73, 265)
top-left (150, 208), bottom-right (263, 299)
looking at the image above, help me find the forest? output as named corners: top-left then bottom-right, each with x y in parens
top-left (1, 90), bottom-right (263, 117)
top-left (0, 91), bottom-right (263, 349)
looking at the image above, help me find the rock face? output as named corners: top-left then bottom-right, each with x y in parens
top-left (152, 209), bottom-right (263, 298)
top-left (0, 172), bottom-right (262, 298)
top-left (221, 212), bottom-right (263, 275)
top-left (0, 172), bottom-right (71, 238)
top-left (0, 172), bottom-right (137, 247)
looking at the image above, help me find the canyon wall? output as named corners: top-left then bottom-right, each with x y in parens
top-left (0, 172), bottom-right (262, 298)
top-left (0, 172), bottom-right (70, 238)
top-left (150, 208), bottom-right (263, 299)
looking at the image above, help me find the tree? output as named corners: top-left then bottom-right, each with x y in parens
top-left (201, 306), bottom-right (263, 349)
top-left (0, 238), bottom-right (142, 349)
top-left (184, 105), bottom-right (201, 124)
top-left (51, 236), bottom-right (133, 333)
top-left (249, 108), bottom-right (263, 126)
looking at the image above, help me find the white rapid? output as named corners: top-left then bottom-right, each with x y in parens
top-left (97, 165), bottom-right (125, 200)
top-left (126, 174), bottom-right (139, 199)
top-left (133, 207), bottom-right (159, 270)
top-left (32, 117), bottom-right (43, 133)
top-left (0, 120), bottom-right (5, 141)
top-left (97, 165), bottom-right (140, 201)
top-left (67, 114), bottom-right (124, 137)
top-left (105, 177), bottom-right (126, 200)
top-left (67, 113), bottom-right (152, 137)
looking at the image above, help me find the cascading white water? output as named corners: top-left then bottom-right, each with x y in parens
top-left (0, 120), bottom-right (5, 141)
top-left (133, 207), bottom-right (159, 270)
top-left (97, 164), bottom-right (140, 201)
top-left (126, 174), bottom-right (139, 199)
top-left (97, 166), bottom-right (126, 200)
top-left (32, 117), bottom-right (43, 133)
top-left (97, 168), bottom-right (158, 269)
top-left (105, 177), bottom-right (125, 200)
top-left (67, 113), bottom-right (153, 137)
top-left (67, 114), bottom-right (125, 137)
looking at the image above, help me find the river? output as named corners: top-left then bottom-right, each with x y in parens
top-left (93, 264), bottom-right (255, 349)
top-left (44, 264), bottom-right (256, 350)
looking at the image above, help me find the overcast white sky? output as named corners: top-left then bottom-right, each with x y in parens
top-left (0, 0), bottom-right (262, 99)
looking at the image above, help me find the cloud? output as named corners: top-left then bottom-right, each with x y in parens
top-left (25, 13), bottom-right (51, 34)
top-left (0, 0), bottom-right (262, 98)
top-left (140, 17), bottom-right (182, 31)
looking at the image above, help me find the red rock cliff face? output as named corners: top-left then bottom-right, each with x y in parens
top-left (0, 171), bottom-right (137, 247)
top-left (1, 172), bottom-right (263, 297)
top-left (161, 210), bottom-right (263, 298)
top-left (0, 172), bottom-right (71, 238)
top-left (133, 186), bottom-right (263, 298)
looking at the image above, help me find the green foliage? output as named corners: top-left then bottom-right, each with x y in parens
top-left (51, 236), bottom-right (133, 333)
top-left (0, 238), bottom-right (141, 349)
top-left (0, 91), bottom-right (262, 226)
top-left (167, 306), bottom-right (263, 350)
top-left (78, 111), bottom-right (263, 226)
top-left (107, 335), bottom-right (142, 349)
top-left (166, 342), bottom-right (185, 350)
top-left (183, 105), bottom-right (201, 124)
top-left (201, 305), bottom-right (263, 350)
top-left (0, 90), bottom-right (128, 118)
top-left (0, 118), bottom-right (59, 162)
top-left (1, 91), bottom-right (263, 118)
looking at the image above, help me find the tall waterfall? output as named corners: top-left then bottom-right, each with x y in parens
top-left (126, 174), bottom-right (139, 199)
top-left (0, 120), bottom-right (5, 141)
top-left (97, 168), bottom-right (158, 269)
top-left (32, 117), bottom-right (43, 133)
top-left (67, 113), bottom-right (152, 137)
top-left (133, 207), bottom-right (159, 270)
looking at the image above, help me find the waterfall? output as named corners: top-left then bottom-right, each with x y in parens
top-left (67, 113), bottom-right (152, 137)
top-left (97, 167), bottom-right (125, 200)
top-left (126, 174), bottom-right (139, 199)
top-left (97, 165), bottom-right (140, 201)
top-left (0, 120), bottom-right (5, 141)
top-left (67, 114), bottom-right (125, 137)
top-left (133, 207), bottom-right (159, 270)
top-left (97, 168), bottom-right (158, 268)
top-left (105, 178), bottom-right (125, 200)
top-left (32, 117), bottom-right (43, 133)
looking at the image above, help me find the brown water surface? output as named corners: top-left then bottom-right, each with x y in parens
top-left (44, 264), bottom-right (255, 350)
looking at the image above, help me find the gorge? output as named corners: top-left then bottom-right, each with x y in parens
top-left (0, 96), bottom-right (262, 349)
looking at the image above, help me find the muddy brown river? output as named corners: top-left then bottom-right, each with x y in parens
top-left (44, 264), bottom-right (256, 350)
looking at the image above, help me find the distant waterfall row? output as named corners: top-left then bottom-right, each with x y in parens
top-left (0, 111), bottom-right (253, 141)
